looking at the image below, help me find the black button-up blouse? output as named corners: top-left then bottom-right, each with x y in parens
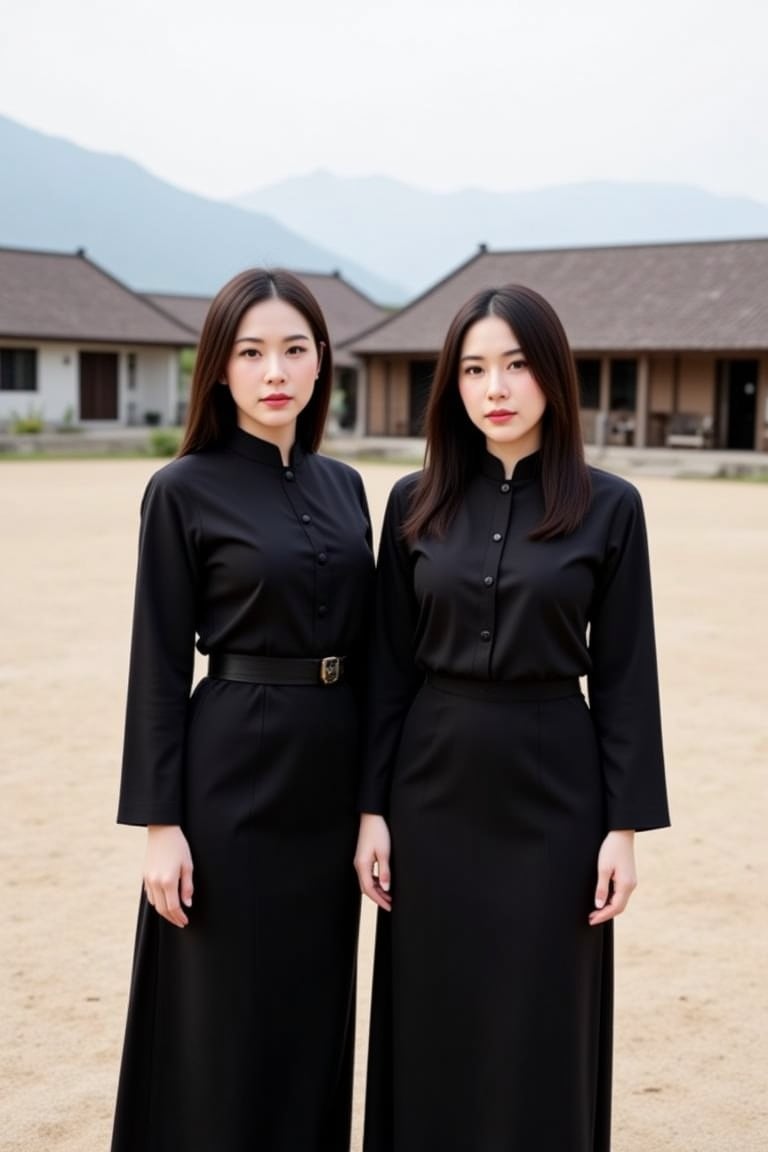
top-left (360, 450), bottom-right (669, 832)
top-left (118, 428), bottom-right (374, 826)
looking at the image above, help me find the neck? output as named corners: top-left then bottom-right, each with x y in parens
top-left (237, 418), bottom-right (296, 466)
top-left (486, 434), bottom-right (541, 479)
top-left (274, 434), bottom-right (295, 467)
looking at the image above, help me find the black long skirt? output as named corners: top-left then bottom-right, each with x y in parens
top-left (364, 678), bottom-right (613, 1152)
top-left (112, 678), bottom-right (361, 1152)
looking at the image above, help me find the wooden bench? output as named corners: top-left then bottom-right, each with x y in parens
top-left (665, 413), bottom-right (713, 449)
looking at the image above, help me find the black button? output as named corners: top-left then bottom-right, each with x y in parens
top-left (317, 552), bottom-right (328, 565)
top-left (500, 482), bottom-right (511, 493)
top-left (492, 532), bottom-right (502, 542)
top-left (301, 514), bottom-right (312, 524)
top-left (284, 469), bottom-right (295, 481)
top-left (480, 630), bottom-right (491, 642)
top-left (483, 576), bottom-right (494, 587)
top-left (318, 604), bottom-right (328, 617)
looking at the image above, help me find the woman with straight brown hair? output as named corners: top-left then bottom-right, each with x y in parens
top-left (112, 268), bottom-right (374, 1152)
top-left (355, 284), bottom-right (669, 1150)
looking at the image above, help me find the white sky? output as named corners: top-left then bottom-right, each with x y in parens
top-left (2, 0), bottom-right (767, 203)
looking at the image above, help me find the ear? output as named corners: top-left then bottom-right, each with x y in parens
top-left (315, 341), bottom-right (326, 379)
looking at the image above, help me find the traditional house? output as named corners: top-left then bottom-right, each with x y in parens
top-left (346, 239), bottom-right (768, 452)
top-left (0, 248), bottom-right (196, 427)
top-left (148, 271), bottom-right (388, 432)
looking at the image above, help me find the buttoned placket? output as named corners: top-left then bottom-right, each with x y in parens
top-left (474, 479), bottom-right (515, 675)
top-left (281, 465), bottom-right (331, 644)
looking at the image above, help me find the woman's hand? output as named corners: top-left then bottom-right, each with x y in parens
top-left (143, 825), bottom-right (194, 928)
top-left (588, 829), bottom-right (637, 926)
top-left (354, 814), bottom-right (392, 911)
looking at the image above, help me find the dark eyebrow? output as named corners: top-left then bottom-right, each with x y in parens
top-left (234, 334), bottom-right (311, 345)
top-left (460, 347), bottom-right (522, 362)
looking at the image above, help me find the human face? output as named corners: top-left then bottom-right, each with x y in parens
top-left (223, 297), bottom-right (321, 456)
top-left (458, 314), bottom-right (546, 473)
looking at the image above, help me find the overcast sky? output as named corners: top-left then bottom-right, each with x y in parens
top-left (2, 0), bottom-right (766, 204)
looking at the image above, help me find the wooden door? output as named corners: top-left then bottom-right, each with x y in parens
top-left (79, 352), bottom-right (118, 420)
top-left (408, 360), bottom-right (436, 436)
top-left (725, 360), bottom-right (758, 449)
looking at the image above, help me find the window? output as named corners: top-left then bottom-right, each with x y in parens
top-left (609, 359), bottom-right (637, 410)
top-left (0, 348), bottom-right (38, 391)
top-left (576, 359), bottom-right (601, 409)
top-left (127, 352), bottom-right (137, 391)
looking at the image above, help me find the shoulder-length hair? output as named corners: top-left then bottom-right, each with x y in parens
top-left (403, 284), bottom-right (591, 542)
top-left (178, 268), bottom-right (332, 457)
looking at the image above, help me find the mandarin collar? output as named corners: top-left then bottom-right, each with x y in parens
top-left (479, 448), bottom-right (542, 485)
top-left (226, 427), bottom-right (306, 469)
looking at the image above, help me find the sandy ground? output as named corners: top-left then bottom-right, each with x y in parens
top-left (1, 457), bottom-right (766, 1151)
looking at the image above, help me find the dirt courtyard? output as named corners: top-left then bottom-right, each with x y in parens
top-left (1, 457), bottom-right (766, 1151)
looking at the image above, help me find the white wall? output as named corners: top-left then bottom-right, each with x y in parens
top-left (0, 342), bottom-right (78, 425)
top-left (0, 342), bottom-right (181, 426)
top-left (131, 348), bottom-right (179, 425)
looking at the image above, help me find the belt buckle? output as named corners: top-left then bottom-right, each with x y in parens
top-left (320, 656), bottom-right (340, 685)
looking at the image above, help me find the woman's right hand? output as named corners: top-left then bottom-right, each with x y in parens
top-left (143, 825), bottom-right (194, 928)
top-left (354, 814), bottom-right (392, 911)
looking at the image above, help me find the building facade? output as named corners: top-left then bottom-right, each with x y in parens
top-left (346, 240), bottom-right (768, 452)
top-left (0, 248), bottom-right (196, 428)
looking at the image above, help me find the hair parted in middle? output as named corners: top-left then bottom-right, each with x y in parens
top-left (178, 268), bottom-right (333, 458)
top-left (403, 283), bottom-right (591, 542)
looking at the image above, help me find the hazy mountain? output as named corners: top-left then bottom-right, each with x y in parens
top-left (0, 116), bottom-right (403, 303)
top-left (233, 170), bottom-right (768, 295)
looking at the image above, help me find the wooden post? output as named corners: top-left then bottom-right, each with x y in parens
top-left (635, 355), bottom-right (649, 448)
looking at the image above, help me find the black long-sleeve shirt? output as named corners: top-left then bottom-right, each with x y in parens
top-left (118, 428), bottom-right (374, 826)
top-left (360, 450), bottom-right (669, 832)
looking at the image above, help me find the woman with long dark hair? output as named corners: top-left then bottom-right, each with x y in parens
top-left (355, 284), bottom-right (669, 1151)
top-left (112, 269), bottom-right (374, 1151)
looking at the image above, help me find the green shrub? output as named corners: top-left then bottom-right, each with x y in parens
top-left (148, 429), bottom-right (182, 457)
top-left (180, 347), bottom-right (197, 378)
top-left (11, 406), bottom-right (45, 434)
top-left (57, 405), bottom-right (81, 433)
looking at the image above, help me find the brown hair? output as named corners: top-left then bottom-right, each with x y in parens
top-left (178, 268), bottom-right (332, 456)
top-left (404, 284), bottom-right (591, 542)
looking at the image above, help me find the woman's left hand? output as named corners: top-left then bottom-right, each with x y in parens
top-left (588, 829), bottom-right (637, 926)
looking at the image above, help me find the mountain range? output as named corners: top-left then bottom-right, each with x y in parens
top-left (0, 115), bottom-right (402, 302)
top-left (234, 170), bottom-right (768, 297)
top-left (2, 112), bottom-right (767, 308)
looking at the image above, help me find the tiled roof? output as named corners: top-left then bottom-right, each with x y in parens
top-left (347, 239), bottom-right (768, 354)
top-left (147, 273), bottom-right (388, 366)
top-left (145, 293), bottom-right (211, 335)
top-left (293, 272), bottom-right (388, 345)
top-left (0, 248), bottom-right (197, 345)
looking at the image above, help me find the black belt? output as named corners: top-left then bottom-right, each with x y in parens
top-left (208, 652), bottom-right (346, 686)
top-left (425, 673), bottom-right (580, 702)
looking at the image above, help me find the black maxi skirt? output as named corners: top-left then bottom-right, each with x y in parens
top-left (364, 677), bottom-right (613, 1152)
top-left (112, 677), bottom-right (361, 1152)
